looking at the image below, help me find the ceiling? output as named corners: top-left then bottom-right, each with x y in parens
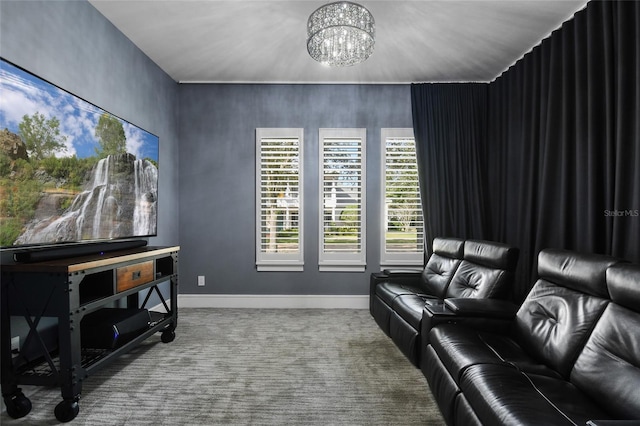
top-left (88, 0), bottom-right (588, 84)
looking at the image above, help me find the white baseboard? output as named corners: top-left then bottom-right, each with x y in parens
top-left (178, 294), bottom-right (369, 309)
top-left (148, 301), bottom-right (170, 312)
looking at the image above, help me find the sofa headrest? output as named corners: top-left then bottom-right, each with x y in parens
top-left (463, 239), bottom-right (519, 271)
top-left (432, 237), bottom-right (465, 259)
top-left (537, 249), bottom-right (620, 298)
top-left (606, 263), bottom-right (640, 312)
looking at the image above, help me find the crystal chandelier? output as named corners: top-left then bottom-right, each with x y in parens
top-left (307, 1), bottom-right (375, 67)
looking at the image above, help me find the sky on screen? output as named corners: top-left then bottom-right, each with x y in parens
top-left (0, 61), bottom-right (158, 163)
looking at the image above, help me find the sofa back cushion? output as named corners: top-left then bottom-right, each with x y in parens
top-left (513, 249), bottom-right (618, 378)
top-left (570, 264), bottom-right (640, 419)
top-left (421, 237), bottom-right (464, 298)
top-left (536, 248), bottom-right (614, 298)
top-left (463, 239), bottom-right (519, 271)
top-left (606, 263), bottom-right (640, 311)
top-left (445, 239), bottom-right (519, 299)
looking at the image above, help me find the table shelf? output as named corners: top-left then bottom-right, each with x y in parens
top-left (1, 246), bottom-right (179, 422)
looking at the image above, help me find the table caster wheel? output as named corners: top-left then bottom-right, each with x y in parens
top-left (4, 389), bottom-right (32, 419)
top-left (55, 399), bottom-right (79, 422)
top-left (161, 329), bottom-right (175, 343)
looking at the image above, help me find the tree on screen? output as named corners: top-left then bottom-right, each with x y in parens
top-left (18, 112), bottom-right (66, 160)
top-left (95, 113), bottom-right (126, 157)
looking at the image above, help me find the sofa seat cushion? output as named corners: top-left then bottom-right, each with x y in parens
top-left (460, 364), bottom-right (610, 426)
top-left (376, 282), bottom-right (426, 306)
top-left (429, 324), bottom-right (562, 384)
top-left (391, 294), bottom-right (434, 329)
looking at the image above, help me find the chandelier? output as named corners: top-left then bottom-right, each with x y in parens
top-left (307, 1), bottom-right (375, 67)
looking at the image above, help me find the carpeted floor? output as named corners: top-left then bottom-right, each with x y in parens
top-left (1, 308), bottom-right (445, 425)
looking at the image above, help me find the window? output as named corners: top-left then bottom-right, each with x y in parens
top-left (380, 128), bottom-right (424, 267)
top-left (319, 128), bottom-right (366, 271)
top-left (256, 128), bottom-right (303, 271)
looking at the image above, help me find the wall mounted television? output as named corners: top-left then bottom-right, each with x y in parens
top-left (0, 58), bottom-right (159, 257)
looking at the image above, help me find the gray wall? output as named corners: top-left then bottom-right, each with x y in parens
top-left (0, 1), bottom-right (414, 296)
top-left (178, 84), bottom-right (412, 295)
top-left (0, 0), bottom-right (180, 261)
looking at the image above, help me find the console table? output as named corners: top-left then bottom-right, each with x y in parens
top-left (1, 245), bottom-right (179, 422)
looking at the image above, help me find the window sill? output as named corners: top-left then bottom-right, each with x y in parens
top-left (318, 264), bottom-right (366, 273)
top-left (256, 264), bottom-right (304, 272)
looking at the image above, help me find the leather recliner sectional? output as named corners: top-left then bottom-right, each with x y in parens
top-left (369, 237), bottom-right (519, 367)
top-left (371, 239), bottom-right (640, 424)
top-left (421, 248), bottom-right (640, 425)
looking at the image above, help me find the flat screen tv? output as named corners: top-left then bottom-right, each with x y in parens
top-left (0, 59), bottom-right (159, 254)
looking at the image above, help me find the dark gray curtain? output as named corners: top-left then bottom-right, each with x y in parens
top-left (487, 0), bottom-right (639, 300)
top-left (410, 83), bottom-right (490, 256)
top-left (412, 0), bottom-right (640, 301)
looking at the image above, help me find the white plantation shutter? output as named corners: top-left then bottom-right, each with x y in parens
top-left (380, 129), bottom-right (424, 267)
top-left (319, 128), bottom-right (366, 271)
top-left (256, 128), bottom-right (304, 271)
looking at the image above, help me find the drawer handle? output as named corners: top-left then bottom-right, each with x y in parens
top-left (132, 271), bottom-right (141, 280)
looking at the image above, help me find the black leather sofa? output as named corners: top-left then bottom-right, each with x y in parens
top-left (369, 237), bottom-right (519, 366)
top-left (422, 248), bottom-right (640, 425)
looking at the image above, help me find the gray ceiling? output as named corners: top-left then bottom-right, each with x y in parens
top-left (88, 0), bottom-right (588, 84)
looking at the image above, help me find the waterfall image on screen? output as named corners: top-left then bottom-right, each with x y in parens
top-left (0, 59), bottom-right (159, 248)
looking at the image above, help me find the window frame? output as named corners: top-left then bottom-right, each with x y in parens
top-left (255, 128), bottom-right (304, 272)
top-left (380, 128), bottom-right (424, 268)
top-left (318, 128), bottom-right (367, 272)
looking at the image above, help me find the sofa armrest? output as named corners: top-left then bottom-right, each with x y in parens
top-left (369, 270), bottom-right (424, 313)
top-left (420, 301), bottom-right (456, 344)
top-left (382, 269), bottom-right (423, 277)
top-left (420, 298), bottom-right (517, 345)
top-left (443, 298), bottom-right (518, 319)
top-left (370, 270), bottom-right (423, 290)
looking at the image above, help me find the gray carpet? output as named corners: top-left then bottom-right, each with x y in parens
top-left (2, 309), bottom-right (445, 425)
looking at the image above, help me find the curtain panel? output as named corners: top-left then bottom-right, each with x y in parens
top-left (412, 0), bottom-right (640, 301)
top-left (410, 83), bottom-right (490, 256)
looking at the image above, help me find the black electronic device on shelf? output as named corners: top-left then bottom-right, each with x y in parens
top-left (81, 308), bottom-right (151, 349)
top-left (12, 239), bottom-right (148, 263)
